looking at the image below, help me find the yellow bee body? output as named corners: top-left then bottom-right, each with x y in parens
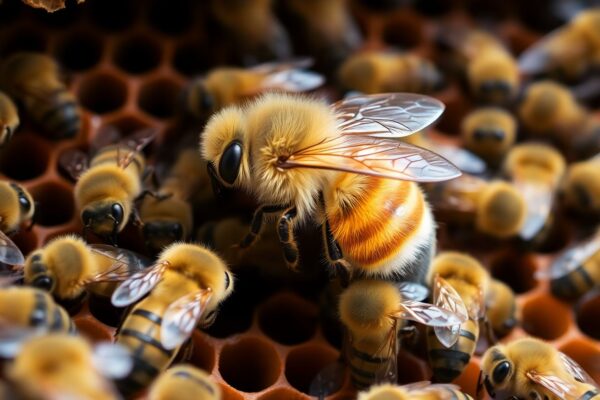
top-left (148, 365), bottom-right (221, 400)
top-left (485, 279), bottom-right (518, 338)
top-left (0, 180), bottom-right (34, 233)
top-left (461, 107), bottom-right (516, 166)
top-left (0, 52), bottom-right (80, 139)
top-left (562, 155), bottom-right (600, 217)
top-left (358, 382), bottom-right (474, 400)
top-left (0, 91), bottom-right (19, 146)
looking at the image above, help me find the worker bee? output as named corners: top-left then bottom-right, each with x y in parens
top-left (427, 174), bottom-right (526, 239)
top-left (338, 51), bottom-right (444, 95)
top-left (148, 364), bottom-right (221, 400)
top-left (338, 278), bottom-right (467, 389)
top-left (426, 252), bottom-right (489, 383)
top-left (21, 0), bottom-right (86, 13)
top-left (0, 91), bottom-right (19, 147)
top-left (358, 381), bottom-right (474, 400)
top-left (60, 127), bottom-right (155, 244)
top-left (0, 180), bottom-right (35, 267)
top-left (0, 52), bottom-right (81, 139)
top-left (479, 337), bottom-right (599, 400)
top-left (461, 107), bottom-right (517, 166)
top-left (0, 286), bottom-right (75, 358)
top-left (182, 58), bottom-right (324, 119)
top-left (502, 143), bottom-right (566, 242)
top-left (485, 278), bottom-right (518, 339)
top-left (201, 93), bottom-right (461, 284)
top-left (561, 154), bottom-right (600, 218)
top-left (210, 0), bottom-right (292, 64)
top-left (7, 333), bottom-right (131, 400)
top-left (111, 243), bottom-right (234, 397)
top-left (519, 8), bottom-right (600, 82)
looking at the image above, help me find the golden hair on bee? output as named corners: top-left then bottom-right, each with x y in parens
top-left (476, 181), bottom-right (527, 238)
top-left (503, 142), bottom-right (566, 184)
top-left (461, 107), bottom-right (516, 165)
top-left (0, 91), bottom-right (19, 146)
top-left (485, 278), bottom-right (518, 338)
top-left (0, 180), bottom-right (34, 234)
top-left (561, 155), bottom-right (600, 217)
top-left (148, 365), bottom-right (221, 400)
top-left (358, 382), bottom-right (474, 400)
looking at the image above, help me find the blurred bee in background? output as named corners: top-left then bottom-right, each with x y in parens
top-left (485, 278), bottom-right (518, 339)
top-left (202, 93), bottom-right (461, 284)
top-left (182, 59), bottom-right (324, 120)
top-left (426, 252), bottom-right (489, 383)
top-left (21, 0), bottom-right (86, 13)
top-left (0, 52), bottom-right (81, 139)
top-left (461, 107), bottom-right (517, 167)
top-left (561, 154), bottom-right (600, 217)
top-left (7, 334), bottom-right (131, 400)
top-left (519, 8), bottom-right (600, 82)
top-left (210, 0), bottom-right (292, 64)
top-left (60, 127), bottom-right (156, 244)
top-left (0, 91), bottom-right (19, 147)
top-left (111, 243), bottom-right (234, 397)
top-left (0, 286), bottom-right (75, 359)
top-left (570, 117), bottom-right (600, 161)
top-left (337, 51), bottom-right (444, 95)
top-left (0, 180), bottom-right (35, 267)
top-left (479, 337), bottom-right (599, 399)
top-left (148, 364), bottom-right (221, 400)
top-left (426, 174), bottom-right (526, 239)
top-left (502, 142), bottom-right (566, 243)
top-left (358, 381), bottom-right (473, 400)
top-left (338, 279), bottom-right (466, 389)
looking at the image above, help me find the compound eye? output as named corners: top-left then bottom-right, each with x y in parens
top-left (32, 275), bottom-right (54, 291)
top-left (491, 128), bottom-right (505, 141)
top-left (492, 361), bottom-right (511, 384)
top-left (19, 194), bottom-right (31, 212)
top-left (111, 203), bottom-right (124, 224)
top-left (171, 223), bottom-right (183, 240)
top-left (201, 89), bottom-right (214, 112)
top-left (82, 209), bottom-right (94, 226)
top-left (219, 141), bottom-right (242, 185)
top-left (473, 129), bottom-right (487, 140)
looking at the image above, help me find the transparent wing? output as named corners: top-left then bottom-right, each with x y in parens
top-left (117, 128), bottom-right (157, 169)
top-left (0, 230), bottom-right (24, 266)
top-left (333, 93), bottom-right (445, 138)
top-left (559, 352), bottom-right (599, 387)
top-left (160, 288), bottom-right (213, 350)
top-left (260, 69), bottom-right (324, 92)
top-left (517, 181), bottom-right (554, 241)
top-left (433, 276), bottom-right (468, 348)
top-left (279, 135), bottom-right (461, 182)
top-left (468, 287), bottom-right (486, 321)
top-left (111, 261), bottom-right (168, 307)
top-left (431, 143), bottom-right (487, 175)
top-left (393, 300), bottom-right (466, 327)
top-left (87, 244), bottom-right (151, 283)
top-left (0, 322), bottom-right (46, 358)
top-left (518, 27), bottom-right (563, 75)
top-left (58, 148), bottom-right (89, 181)
top-left (92, 342), bottom-right (133, 380)
top-left (526, 370), bottom-right (580, 400)
top-left (91, 124), bottom-right (122, 154)
top-left (539, 235), bottom-right (600, 279)
top-left (308, 362), bottom-right (346, 399)
top-left (361, 318), bottom-right (399, 384)
top-left (395, 281), bottom-right (429, 302)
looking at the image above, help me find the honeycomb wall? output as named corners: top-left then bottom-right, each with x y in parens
top-left (1, 1), bottom-right (599, 399)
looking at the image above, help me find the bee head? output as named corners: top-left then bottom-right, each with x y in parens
top-left (25, 252), bottom-right (56, 293)
top-left (9, 183), bottom-right (35, 222)
top-left (143, 220), bottom-right (184, 253)
top-left (184, 79), bottom-right (215, 119)
top-left (81, 200), bottom-right (126, 242)
top-left (481, 346), bottom-right (513, 398)
top-left (469, 52), bottom-right (518, 105)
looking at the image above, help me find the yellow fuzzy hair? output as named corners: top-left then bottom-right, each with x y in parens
top-left (149, 364), bottom-right (221, 400)
top-left (486, 279), bottom-right (517, 335)
top-left (562, 158), bottom-right (600, 214)
top-left (462, 107), bottom-right (516, 162)
top-left (0, 182), bottom-right (20, 231)
top-left (468, 49), bottom-right (519, 94)
top-left (503, 143), bottom-right (566, 185)
top-left (476, 181), bottom-right (526, 238)
top-left (358, 383), bottom-right (407, 400)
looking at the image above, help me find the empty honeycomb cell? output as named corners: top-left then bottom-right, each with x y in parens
top-left (73, 316), bottom-right (114, 343)
top-left (451, 360), bottom-right (481, 399)
top-left (30, 181), bottom-right (74, 227)
top-left (412, 0), bottom-right (455, 16)
top-left (490, 251), bottom-right (539, 294)
top-left (522, 293), bottom-right (571, 340)
top-left (87, 0), bottom-right (138, 32)
top-left (10, 229), bottom-right (38, 258)
top-left (0, 26), bottom-right (47, 56)
top-left (54, 30), bottom-right (104, 72)
top-left (219, 336), bottom-right (281, 393)
top-left (396, 349), bottom-right (429, 384)
top-left (0, 0), bottom-right (22, 25)
top-left (78, 72), bottom-right (128, 114)
top-left (258, 292), bottom-right (318, 346)
top-left (138, 78), bottom-right (181, 119)
top-left (576, 290), bottom-right (600, 340)
top-left (114, 34), bottom-right (162, 75)
top-left (189, 331), bottom-right (216, 372)
top-left (382, 12), bottom-right (426, 49)
top-left (0, 134), bottom-right (50, 181)
top-left (559, 338), bottom-right (600, 383)
top-left (173, 40), bottom-right (213, 77)
top-left (285, 343), bottom-right (340, 395)
top-left (257, 388), bottom-right (309, 400)
top-left (99, 115), bottom-right (151, 138)
top-left (147, 0), bottom-right (195, 36)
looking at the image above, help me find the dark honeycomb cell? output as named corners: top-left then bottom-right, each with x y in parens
top-left (189, 331), bottom-right (216, 372)
top-left (10, 229), bottom-right (38, 258)
top-left (147, 0), bottom-right (195, 36)
top-left (0, 27), bottom-right (47, 57)
top-left (30, 181), bottom-right (74, 227)
top-left (258, 293), bottom-right (318, 346)
top-left (285, 343), bottom-right (340, 395)
top-left (114, 34), bottom-right (162, 75)
top-left (78, 73), bottom-right (128, 114)
top-left (491, 251), bottom-right (539, 294)
top-left (138, 78), bottom-right (181, 119)
top-left (88, 0), bottom-right (138, 32)
top-left (54, 30), bottom-right (104, 71)
top-left (256, 388), bottom-right (307, 400)
top-left (576, 290), bottom-right (600, 340)
top-left (173, 40), bottom-right (214, 77)
top-left (382, 12), bottom-right (426, 49)
top-left (522, 294), bottom-right (571, 340)
top-left (0, 134), bottom-right (50, 181)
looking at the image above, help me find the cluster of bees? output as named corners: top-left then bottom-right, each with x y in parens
top-left (1, 0), bottom-right (600, 399)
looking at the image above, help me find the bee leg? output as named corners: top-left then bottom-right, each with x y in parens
top-left (239, 204), bottom-right (287, 248)
top-left (277, 207), bottom-right (300, 271)
top-left (322, 218), bottom-right (351, 287)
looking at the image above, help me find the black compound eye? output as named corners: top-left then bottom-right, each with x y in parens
top-left (111, 203), bottom-right (124, 224)
top-left (492, 361), bottom-right (511, 384)
top-left (201, 90), bottom-right (214, 112)
top-left (19, 194), bottom-right (31, 212)
top-left (473, 129), bottom-right (487, 140)
top-left (32, 275), bottom-right (54, 291)
top-left (491, 128), bottom-right (505, 141)
top-left (82, 209), bottom-right (94, 226)
top-left (171, 223), bottom-right (183, 239)
top-left (219, 141), bottom-right (242, 185)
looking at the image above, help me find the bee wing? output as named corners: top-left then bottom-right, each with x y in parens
top-left (364, 318), bottom-right (399, 384)
top-left (393, 300), bottom-right (466, 327)
top-left (87, 244), bottom-right (151, 283)
top-left (333, 93), bottom-right (445, 139)
top-left (160, 288), bottom-right (213, 350)
top-left (559, 352), bottom-right (599, 387)
top-left (539, 235), bottom-right (600, 280)
top-left (0, 322), bottom-right (46, 358)
top-left (516, 181), bottom-right (554, 241)
top-left (518, 27), bottom-right (563, 75)
top-left (308, 362), bottom-right (346, 399)
top-left (117, 127), bottom-right (157, 169)
top-left (0, 230), bottom-right (25, 266)
top-left (430, 143), bottom-right (487, 175)
top-left (90, 124), bottom-right (122, 154)
top-left (395, 281), bottom-right (429, 301)
top-left (468, 287), bottom-right (486, 321)
top-left (250, 57), bottom-right (314, 73)
top-left (259, 69), bottom-right (325, 93)
top-left (111, 261), bottom-right (168, 307)
top-left (432, 276), bottom-right (469, 348)
top-left (526, 370), bottom-right (581, 400)
top-left (279, 135), bottom-right (461, 182)
top-left (92, 342), bottom-right (133, 380)
top-left (58, 148), bottom-right (89, 181)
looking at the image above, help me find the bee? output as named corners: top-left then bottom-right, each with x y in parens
top-left (461, 107), bottom-right (517, 166)
top-left (338, 51), bottom-right (444, 95)
top-left (0, 91), bottom-right (19, 147)
top-left (140, 149), bottom-right (209, 253)
top-left (0, 286), bottom-right (75, 358)
top-left (519, 8), bottom-right (600, 82)
top-left (201, 93), bottom-right (461, 284)
top-left (210, 0), bottom-right (292, 64)
top-left (427, 174), bottom-right (526, 239)
top-left (0, 180), bottom-right (35, 267)
top-left (111, 243), bottom-right (234, 397)
top-left (182, 59), bottom-right (324, 120)
top-left (571, 117), bottom-right (600, 161)
top-left (426, 252), bottom-right (489, 383)
top-left (21, 0), bottom-right (86, 13)
top-left (358, 381), bottom-right (474, 400)
top-left (485, 278), bottom-right (518, 339)
top-left (7, 333), bottom-right (131, 400)
top-left (0, 52), bottom-right (81, 139)
top-left (148, 364), bottom-right (221, 400)
top-left (339, 279), bottom-right (466, 389)
top-left (502, 143), bottom-right (566, 242)
top-left (60, 127), bottom-right (155, 244)
top-left (561, 154), bottom-right (600, 218)
top-left (479, 337), bottom-right (599, 400)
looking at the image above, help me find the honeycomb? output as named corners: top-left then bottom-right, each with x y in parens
top-left (1, 0), bottom-right (599, 399)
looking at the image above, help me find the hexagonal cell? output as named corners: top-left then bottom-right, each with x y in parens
top-left (0, 134), bottom-right (50, 181)
top-left (396, 349), bottom-right (429, 384)
top-left (285, 343), bottom-right (340, 396)
top-left (78, 72), bottom-right (128, 114)
top-left (219, 337), bottom-right (281, 393)
top-left (257, 388), bottom-right (308, 400)
top-left (10, 229), bottom-right (38, 259)
top-left (451, 360), bottom-right (481, 399)
top-left (382, 12), bottom-right (426, 49)
top-left (522, 294), bottom-right (571, 340)
top-left (576, 290), bottom-right (600, 340)
top-left (54, 30), bottom-right (104, 71)
top-left (113, 34), bottom-right (162, 75)
top-left (490, 251), bottom-right (539, 294)
top-left (0, 26), bottom-right (47, 57)
top-left (559, 339), bottom-right (600, 383)
top-left (87, 0), bottom-right (138, 32)
top-left (138, 78), bottom-right (181, 119)
top-left (258, 292), bottom-right (318, 346)
top-left (147, 0), bottom-right (194, 36)
top-left (173, 40), bottom-right (213, 77)
top-left (74, 316), bottom-right (114, 343)
top-left (189, 330), bottom-right (216, 372)
top-left (30, 181), bottom-right (74, 227)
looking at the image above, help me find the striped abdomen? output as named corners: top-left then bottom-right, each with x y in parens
top-left (347, 330), bottom-right (397, 390)
top-left (550, 257), bottom-right (600, 300)
top-left (31, 290), bottom-right (76, 334)
top-left (27, 88), bottom-right (80, 139)
top-left (427, 319), bottom-right (479, 383)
